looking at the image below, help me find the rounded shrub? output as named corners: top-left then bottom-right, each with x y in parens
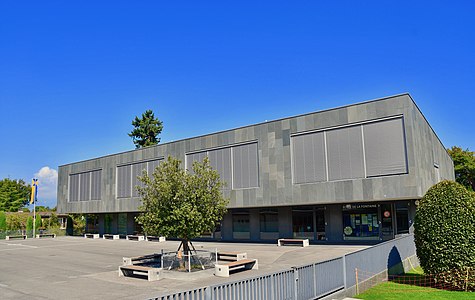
top-left (414, 180), bottom-right (475, 290)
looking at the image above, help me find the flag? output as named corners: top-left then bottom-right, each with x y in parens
top-left (30, 178), bottom-right (38, 204)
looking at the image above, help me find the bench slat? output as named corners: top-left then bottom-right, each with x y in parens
top-left (224, 259), bottom-right (255, 267)
top-left (121, 265), bottom-right (152, 271)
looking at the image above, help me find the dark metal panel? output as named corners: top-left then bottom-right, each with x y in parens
top-left (364, 118), bottom-right (407, 177)
top-left (327, 125), bottom-right (364, 181)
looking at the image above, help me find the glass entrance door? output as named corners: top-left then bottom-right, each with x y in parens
top-left (380, 203), bottom-right (394, 240)
top-left (292, 208), bottom-right (314, 239)
top-left (315, 208), bottom-right (326, 240)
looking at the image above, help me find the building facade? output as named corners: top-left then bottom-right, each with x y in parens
top-left (57, 94), bottom-right (454, 243)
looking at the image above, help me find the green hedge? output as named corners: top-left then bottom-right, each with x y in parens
top-left (414, 180), bottom-right (475, 290)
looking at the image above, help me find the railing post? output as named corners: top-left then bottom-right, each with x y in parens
top-left (205, 286), bottom-right (212, 300)
top-left (355, 268), bottom-right (359, 295)
top-left (313, 263), bottom-right (317, 298)
top-left (293, 267), bottom-right (299, 300)
top-left (343, 255), bottom-right (347, 289)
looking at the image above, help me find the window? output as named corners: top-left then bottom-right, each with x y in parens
top-left (326, 125), bottom-right (364, 181)
top-left (186, 151), bottom-right (207, 173)
top-left (208, 147), bottom-right (232, 189)
top-left (116, 159), bottom-right (163, 199)
top-left (291, 116), bottom-right (408, 184)
top-left (292, 208), bottom-right (314, 240)
top-left (79, 172), bottom-right (91, 201)
top-left (117, 165), bottom-right (132, 198)
top-left (396, 202), bottom-right (410, 234)
top-left (147, 159), bottom-right (161, 175)
top-left (292, 132), bottom-right (326, 184)
top-left (69, 170), bottom-right (102, 202)
top-left (232, 143), bottom-right (259, 189)
top-left (132, 162), bottom-right (147, 197)
top-left (232, 212), bottom-right (250, 239)
top-left (259, 209), bottom-right (279, 233)
top-left (69, 174), bottom-right (80, 202)
top-left (90, 170), bottom-right (102, 200)
top-left (185, 142), bottom-right (259, 190)
top-left (363, 118), bottom-right (407, 177)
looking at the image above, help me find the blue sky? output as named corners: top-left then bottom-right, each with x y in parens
top-left (1, 1), bottom-right (474, 208)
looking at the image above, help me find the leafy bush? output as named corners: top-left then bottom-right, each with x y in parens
top-left (0, 211), bottom-right (6, 231)
top-left (414, 180), bottom-right (475, 290)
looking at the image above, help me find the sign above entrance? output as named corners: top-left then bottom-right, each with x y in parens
top-left (342, 203), bottom-right (378, 211)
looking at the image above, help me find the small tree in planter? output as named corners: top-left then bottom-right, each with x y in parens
top-left (414, 180), bottom-right (475, 291)
top-left (136, 156), bottom-right (228, 270)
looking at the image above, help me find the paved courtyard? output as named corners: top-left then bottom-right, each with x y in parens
top-left (0, 237), bottom-right (368, 300)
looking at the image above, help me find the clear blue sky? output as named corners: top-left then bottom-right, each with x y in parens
top-left (1, 1), bottom-right (474, 208)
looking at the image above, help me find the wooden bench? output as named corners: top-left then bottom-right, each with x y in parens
top-left (5, 235), bottom-right (27, 240)
top-left (119, 265), bottom-right (160, 281)
top-left (277, 238), bottom-right (309, 247)
top-left (217, 251), bottom-right (247, 261)
top-left (146, 236), bottom-right (166, 242)
top-left (103, 234), bottom-right (120, 240)
top-left (215, 259), bottom-right (258, 277)
top-left (126, 235), bottom-right (145, 241)
top-left (84, 233), bottom-right (100, 239)
top-left (36, 233), bottom-right (56, 239)
top-left (123, 253), bottom-right (161, 266)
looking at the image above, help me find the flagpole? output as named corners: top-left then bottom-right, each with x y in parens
top-left (33, 198), bottom-right (36, 238)
top-left (31, 178), bottom-right (38, 238)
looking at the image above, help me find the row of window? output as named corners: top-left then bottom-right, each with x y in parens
top-left (68, 117), bottom-right (407, 201)
top-left (186, 142), bottom-right (259, 190)
top-left (291, 117), bottom-right (407, 184)
top-left (69, 170), bottom-right (102, 202)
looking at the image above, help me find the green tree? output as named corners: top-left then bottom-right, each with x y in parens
top-left (447, 146), bottom-right (475, 191)
top-left (66, 214), bottom-right (85, 235)
top-left (35, 206), bottom-right (52, 212)
top-left (0, 211), bottom-right (6, 231)
top-left (26, 216), bottom-right (33, 232)
top-left (136, 156), bottom-right (228, 257)
top-left (0, 178), bottom-right (31, 212)
top-left (49, 213), bottom-right (59, 227)
top-left (7, 213), bottom-right (28, 230)
top-left (35, 216), bottom-right (42, 233)
top-left (128, 109), bottom-right (164, 149)
top-left (414, 180), bottom-right (475, 290)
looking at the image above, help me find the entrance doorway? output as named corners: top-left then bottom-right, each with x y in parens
top-left (292, 206), bottom-right (326, 240)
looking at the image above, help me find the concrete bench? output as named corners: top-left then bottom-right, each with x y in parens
top-left (119, 265), bottom-right (160, 281)
top-left (123, 253), bottom-right (161, 266)
top-left (277, 238), bottom-right (309, 247)
top-left (84, 233), bottom-right (100, 239)
top-left (215, 259), bottom-right (258, 277)
top-left (36, 233), bottom-right (56, 239)
top-left (126, 235), bottom-right (145, 241)
top-left (217, 251), bottom-right (247, 261)
top-left (103, 234), bottom-right (120, 240)
top-left (5, 235), bottom-right (27, 240)
top-left (146, 236), bottom-right (166, 242)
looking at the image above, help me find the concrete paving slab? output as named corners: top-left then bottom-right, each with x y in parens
top-left (0, 237), bottom-right (369, 300)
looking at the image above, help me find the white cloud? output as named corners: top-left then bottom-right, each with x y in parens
top-left (33, 166), bottom-right (58, 208)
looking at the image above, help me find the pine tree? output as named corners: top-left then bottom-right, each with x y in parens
top-left (128, 110), bottom-right (164, 149)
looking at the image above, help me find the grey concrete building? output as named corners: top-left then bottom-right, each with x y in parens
top-left (57, 94), bottom-right (454, 243)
